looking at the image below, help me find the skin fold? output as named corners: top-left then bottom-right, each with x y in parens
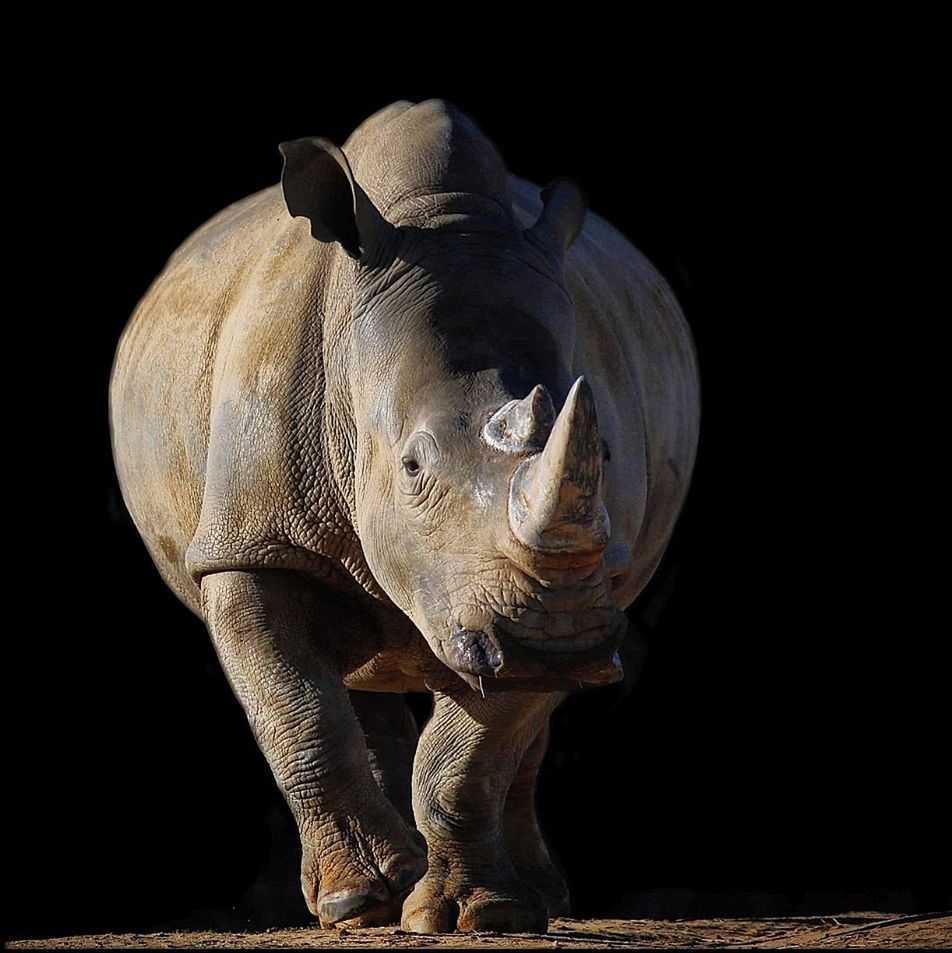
top-left (110, 99), bottom-right (700, 933)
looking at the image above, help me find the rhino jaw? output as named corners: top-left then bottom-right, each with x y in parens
top-left (437, 610), bottom-right (625, 694)
top-left (449, 640), bottom-right (625, 694)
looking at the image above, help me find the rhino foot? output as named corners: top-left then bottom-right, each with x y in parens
top-left (401, 864), bottom-right (548, 934)
top-left (301, 814), bottom-right (428, 928)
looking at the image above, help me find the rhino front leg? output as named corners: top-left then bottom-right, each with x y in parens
top-left (504, 719), bottom-right (571, 916)
top-left (201, 571), bottom-right (427, 927)
top-left (402, 688), bottom-right (558, 934)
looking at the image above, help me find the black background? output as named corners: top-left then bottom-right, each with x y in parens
top-left (6, 56), bottom-right (946, 941)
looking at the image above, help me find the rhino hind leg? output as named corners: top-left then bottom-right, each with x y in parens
top-left (402, 688), bottom-right (559, 934)
top-left (201, 570), bottom-right (427, 928)
top-left (350, 691), bottom-right (418, 826)
top-left (504, 720), bottom-right (571, 917)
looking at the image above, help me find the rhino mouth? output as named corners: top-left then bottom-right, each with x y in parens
top-left (445, 628), bottom-right (503, 677)
top-left (441, 606), bottom-right (626, 694)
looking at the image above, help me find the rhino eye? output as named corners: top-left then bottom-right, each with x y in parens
top-left (401, 432), bottom-right (437, 478)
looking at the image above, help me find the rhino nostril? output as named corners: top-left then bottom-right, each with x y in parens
top-left (445, 629), bottom-right (502, 676)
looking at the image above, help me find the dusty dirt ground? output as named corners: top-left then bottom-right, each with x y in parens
top-left (7, 913), bottom-right (950, 949)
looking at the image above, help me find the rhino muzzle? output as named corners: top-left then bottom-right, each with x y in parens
top-left (445, 628), bottom-right (503, 677)
top-left (442, 606), bottom-right (626, 694)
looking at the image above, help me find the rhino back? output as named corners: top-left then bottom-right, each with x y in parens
top-left (110, 185), bottom-right (362, 613)
top-left (510, 177), bottom-right (700, 609)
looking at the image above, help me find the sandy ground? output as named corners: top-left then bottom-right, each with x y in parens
top-left (7, 913), bottom-right (951, 949)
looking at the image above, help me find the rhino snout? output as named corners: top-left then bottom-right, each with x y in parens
top-left (444, 628), bottom-right (503, 677)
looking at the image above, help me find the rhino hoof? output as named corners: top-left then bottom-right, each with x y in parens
top-left (401, 895), bottom-right (459, 933)
top-left (318, 883), bottom-right (390, 927)
top-left (401, 876), bottom-right (549, 934)
top-left (458, 896), bottom-right (549, 934)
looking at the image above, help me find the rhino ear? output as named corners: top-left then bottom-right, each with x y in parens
top-left (526, 179), bottom-right (587, 255)
top-left (278, 137), bottom-right (393, 261)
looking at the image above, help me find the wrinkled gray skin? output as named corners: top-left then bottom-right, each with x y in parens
top-left (110, 100), bottom-right (699, 933)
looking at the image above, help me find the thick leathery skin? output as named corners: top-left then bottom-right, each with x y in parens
top-left (110, 99), bottom-right (700, 932)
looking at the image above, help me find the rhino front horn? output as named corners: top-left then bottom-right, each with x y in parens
top-left (508, 377), bottom-right (610, 554)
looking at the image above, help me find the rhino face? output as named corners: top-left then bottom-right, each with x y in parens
top-left (354, 345), bottom-right (626, 694)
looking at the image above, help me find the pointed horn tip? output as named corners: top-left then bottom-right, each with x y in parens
top-left (526, 384), bottom-right (555, 420)
top-left (549, 376), bottom-right (600, 450)
top-left (566, 376), bottom-right (595, 406)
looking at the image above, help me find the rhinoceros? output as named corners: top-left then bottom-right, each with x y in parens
top-left (110, 99), bottom-right (700, 933)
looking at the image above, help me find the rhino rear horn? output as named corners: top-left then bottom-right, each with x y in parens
top-left (483, 385), bottom-right (556, 454)
top-left (279, 137), bottom-right (395, 262)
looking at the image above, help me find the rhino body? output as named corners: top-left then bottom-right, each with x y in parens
top-left (110, 100), bottom-right (699, 933)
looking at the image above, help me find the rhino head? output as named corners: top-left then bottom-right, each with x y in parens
top-left (280, 123), bottom-right (625, 693)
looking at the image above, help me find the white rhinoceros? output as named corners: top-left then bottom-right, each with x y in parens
top-left (110, 99), bottom-right (700, 934)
